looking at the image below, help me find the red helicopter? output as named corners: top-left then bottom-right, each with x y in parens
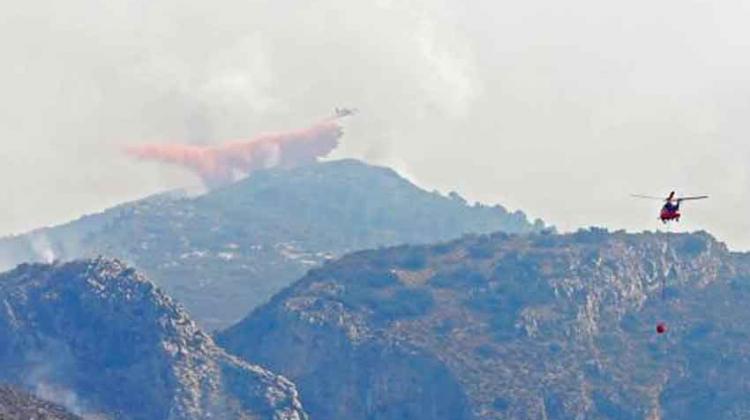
top-left (631, 191), bottom-right (708, 223)
top-left (632, 191), bottom-right (709, 334)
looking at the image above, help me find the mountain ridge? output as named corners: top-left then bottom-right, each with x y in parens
top-left (218, 229), bottom-right (750, 420)
top-left (0, 258), bottom-right (307, 420)
top-left (0, 159), bottom-right (546, 329)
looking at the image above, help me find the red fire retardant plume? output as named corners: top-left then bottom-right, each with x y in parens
top-left (125, 118), bottom-right (344, 188)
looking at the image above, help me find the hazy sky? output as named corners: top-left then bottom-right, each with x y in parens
top-left (1, 0), bottom-right (749, 249)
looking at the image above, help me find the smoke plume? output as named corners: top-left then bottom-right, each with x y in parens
top-left (125, 117), bottom-right (345, 188)
top-left (29, 233), bottom-right (56, 264)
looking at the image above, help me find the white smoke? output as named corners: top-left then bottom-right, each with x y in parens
top-left (23, 346), bottom-right (109, 419)
top-left (29, 234), bottom-right (56, 264)
top-left (34, 382), bottom-right (85, 416)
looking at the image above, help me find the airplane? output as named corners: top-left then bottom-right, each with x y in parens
top-left (631, 191), bottom-right (708, 223)
top-left (334, 107), bottom-right (358, 117)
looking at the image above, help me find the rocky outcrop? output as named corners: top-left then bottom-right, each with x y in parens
top-left (0, 386), bottom-right (81, 420)
top-left (0, 258), bottom-right (306, 420)
top-left (220, 230), bottom-right (750, 419)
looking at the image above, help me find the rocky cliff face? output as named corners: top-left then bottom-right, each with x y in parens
top-left (0, 258), bottom-right (306, 420)
top-left (219, 229), bottom-right (750, 420)
top-left (0, 385), bottom-right (81, 420)
top-left (0, 159), bottom-right (545, 330)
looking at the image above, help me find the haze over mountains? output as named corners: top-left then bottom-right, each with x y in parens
top-left (0, 159), bottom-right (544, 329)
top-left (1, 157), bottom-right (747, 419)
top-left (3, 0), bottom-right (748, 417)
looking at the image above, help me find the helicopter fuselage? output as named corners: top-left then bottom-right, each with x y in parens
top-left (660, 202), bottom-right (681, 222)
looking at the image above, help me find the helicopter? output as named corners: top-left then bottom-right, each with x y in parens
top-left (631, 191), bottom-right (708, 334)
top-left (632, 191), bottom-right (709, 334)
top-left (631, 191), bottom-right (708, 223)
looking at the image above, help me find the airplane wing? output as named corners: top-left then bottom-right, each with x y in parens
top-left (677, 195), bottom-right (709, 201)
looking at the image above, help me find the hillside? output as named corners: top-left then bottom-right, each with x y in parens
top-left (0, 258), bottom-right (306, 420)
top-left (0, 159), bottom-right (545, 329)
top-left (219, 229), bottom-right (750, 420)
top-left (0, 386), bottom-right (81, 420)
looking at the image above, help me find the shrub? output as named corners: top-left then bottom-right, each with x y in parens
top-left (678, 235), bottom-right (708, 257)
top-left (431, 242), bottom-right (456, 255)
top-left (593, 392), bottom-right (635, 420)
top-left (429, 268), bottom-right (485, 289)
top-left (572, 227), bottom-right (610, 244)
top-left (467, 235), bottom-right (496, 259)
top-left (395, 248), bottom-right (428, 270)
top-left (492, 397), bottom-right (510, 412)
top-left (359, 269), bottom-right (399, 288)
top-left (374, 288), bottom-right (435, 321)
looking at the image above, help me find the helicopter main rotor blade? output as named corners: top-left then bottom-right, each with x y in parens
top-left (676, 195), bottom-right (709, 201)
top-left (630, 194), bottom-right (666, 201)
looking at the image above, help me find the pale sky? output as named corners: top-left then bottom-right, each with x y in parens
top-left (1, 0), bottom-right (749, 249)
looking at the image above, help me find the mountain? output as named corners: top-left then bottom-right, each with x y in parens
top-left (0, 159), bottom-right (545, 329)
top-left (218, 229), bottom-right (750, 420)
top-left (0, 386), bottom-right (81, 420)
top-left (0, 258), bottom-right (306, 420)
